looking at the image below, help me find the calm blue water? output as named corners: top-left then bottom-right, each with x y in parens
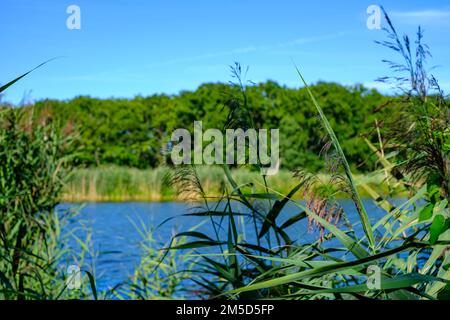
top-left (57, 199), bottom-right (400, 294)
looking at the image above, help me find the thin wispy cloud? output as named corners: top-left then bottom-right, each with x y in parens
top-left (391, 9), bottom-right (450, 25)
top-left (391, 9), bottom-right (450, 19)
top-left (50, 31), bottom-right (352, 82)
top-left (276, 31), bottom-right (350, 48)
top-left (145, 32), bottom-right (350, 68)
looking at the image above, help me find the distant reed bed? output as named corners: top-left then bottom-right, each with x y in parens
top-left (61, 165), bottom-right (390, 202)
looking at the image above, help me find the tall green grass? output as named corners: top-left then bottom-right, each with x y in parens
top-left (0, 106), bottom-right (97, 299)
top-left (0, 65), bottom-right (97, 300)
top-left (61, 166), bottom-right (392, 202)
top-left (63, 166), bottom-right (170, 201)
top-left (157, 11), bottom-right (450, 300)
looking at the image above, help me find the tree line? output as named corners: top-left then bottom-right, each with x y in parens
top-left (19, 81), bottom-right (390, 172)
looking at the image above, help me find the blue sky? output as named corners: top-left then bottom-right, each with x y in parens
top-left (1, 0), bottom-right (450, 104)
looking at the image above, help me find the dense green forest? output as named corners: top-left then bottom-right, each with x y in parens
top-left (19, 81), bottom-right (388, 172)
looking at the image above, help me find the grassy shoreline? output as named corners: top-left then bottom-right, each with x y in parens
top-left (61, 166), bottom-right (396, 202)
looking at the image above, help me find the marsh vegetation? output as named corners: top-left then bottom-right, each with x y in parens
top-left (0, 10), bottom-right (449, 300)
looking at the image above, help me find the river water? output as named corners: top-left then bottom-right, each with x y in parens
top-left (58, 199), bottom-right (394, 294)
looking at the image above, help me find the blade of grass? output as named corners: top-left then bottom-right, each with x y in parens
top-left (294, 64), bottom-right (376, 251)
top-left (0, 59), bottom-right (56, 93)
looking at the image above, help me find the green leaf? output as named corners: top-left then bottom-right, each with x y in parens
top-left (280, 211), bottom-right (307, 229)
top-left (169, 240), bottom-right (225, 250)
top-left (437, 284), bottom-right (450, 300)
top-left (430, 215), bottom-right (446, 245)
top-left (419, 203), bottom-right (434, 222)
top-left (85, 271), bottom-right (98, 300)
top-left (259, 181), bottom-right (305, 239)
top-left (0, 59), bottom-right (54, 93)
top-left (173, 231), bottom-right (216, 242)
